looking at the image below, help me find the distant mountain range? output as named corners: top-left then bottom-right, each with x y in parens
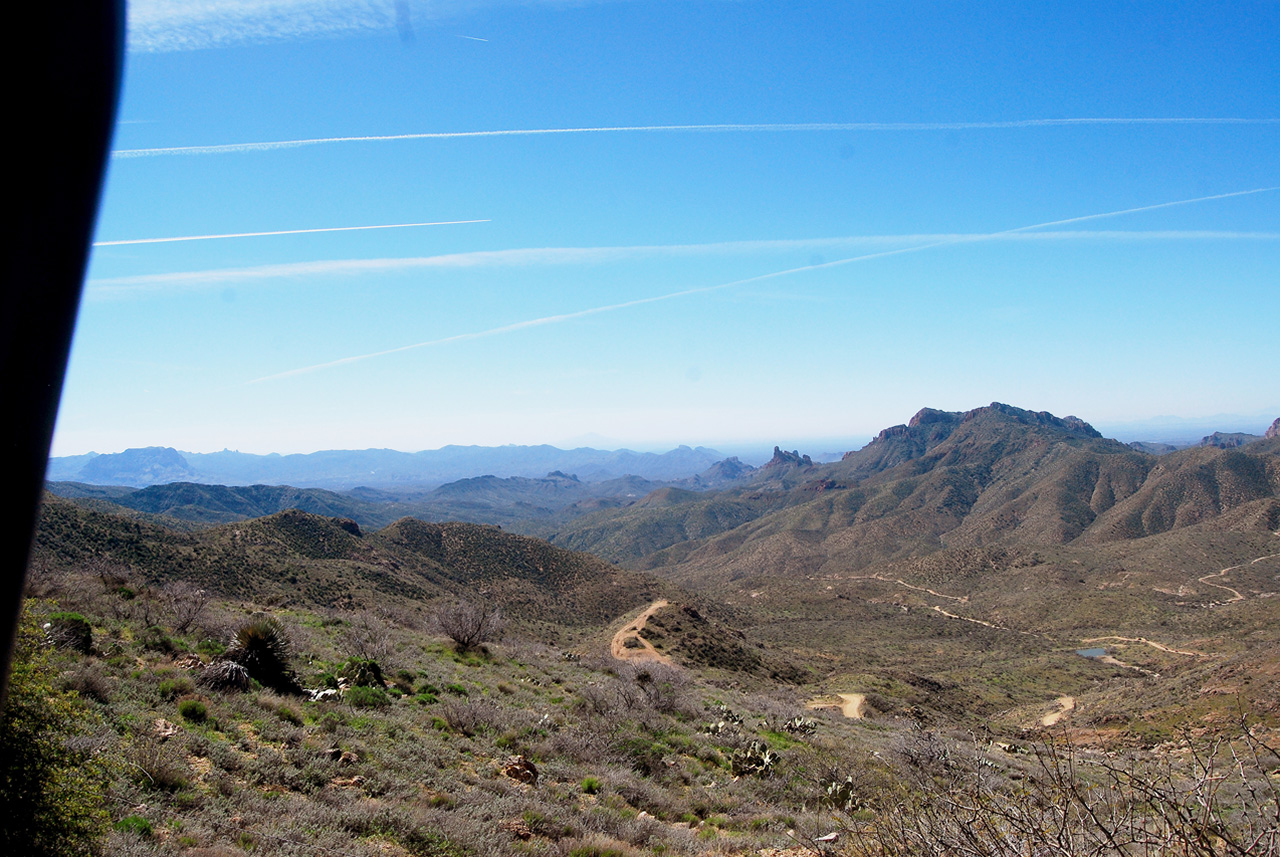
top-left (46, 443), bottom-right (730, 489)
top-left (34, 401), bottom-right (1280, 729)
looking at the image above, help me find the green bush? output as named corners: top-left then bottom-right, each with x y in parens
top-left (196, 638), bottom-right (226, 657)
top-left (139, 625), bottom-right (176, 653)
top-left (113, 815), bottom-right (153, 837)
top-left (178, 699), bottom-right (208, 723)
top-left (581, 776), bottom-right (603, 794)
top-left (345, 685), bottom-right (391, 709)
top-left (158, 676), bottom-right (195, 701)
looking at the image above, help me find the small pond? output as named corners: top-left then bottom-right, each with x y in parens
top-left (1076, 647), bottom-right (1107, 658)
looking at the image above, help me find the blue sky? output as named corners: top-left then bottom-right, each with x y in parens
top-left (55, 0), bottom-right (1280, 456)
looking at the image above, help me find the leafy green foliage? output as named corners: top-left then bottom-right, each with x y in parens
top-left (177, 699), bottom-right (207, 723)
top-left (0, 606), bottom-right (107, 856)
top-left (112, 815), bottom-right (152, 837)
top-left (345, 685), bottom-right (391, 709)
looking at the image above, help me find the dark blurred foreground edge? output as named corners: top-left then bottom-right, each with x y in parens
top-left (0, 2), bottom-right (124, 707)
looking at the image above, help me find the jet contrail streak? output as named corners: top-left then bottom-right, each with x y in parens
top-left (115, 117), bottom-right (1280, 158)
top-left (249, 186), bottom-right (1280, 384)
top-left (93, 219), bottom-right (489, 246)
top-left (1006, 187), bottom-right (1280, 232)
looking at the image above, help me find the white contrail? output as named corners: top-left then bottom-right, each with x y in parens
top-left (113, 117), bottom-right (1280, 158)
top-left (93, 219), bottom-right (489, 246)
top-left (249, 186), bottom-right (1280, 383)
top-left (88, 228), bottom-right (1280, 297)
top-left (1005, 187), bottom-right (1280, 232)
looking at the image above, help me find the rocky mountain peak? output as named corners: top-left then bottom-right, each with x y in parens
top-left (960, 402), bottom-right (1101, 438)
top-left (765, 446), bottom-right (813, 468)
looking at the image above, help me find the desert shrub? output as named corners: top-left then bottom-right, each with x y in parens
top-left (139, 625), bottom-right (177, 653)
top-left (616, 737), bottom-right (669, 777)
top-left (582, 776), bottom-right (603, 794)
top-left (394, 669), bottom-right (416, 693)
top-left (433, 599), bottom-right (506, 652)
top-left (345, 685), bottom-right (391, 709)
top-left (0, 606), bottom-right (108, 856)
top-left (178, 699), bottom-right (208, 723)
top-left (46, 611), bottom-right (92, 654)
top-left (61, 663), bottom-right (112, 704)
top-left (839, 726), bottom-right (1280, 857)
top-left (197, 659), bottom-right (251, 692)
top-left (127, 735), bottom-right (190, 792)
top-left (195, 638), bottom-right (225, 658)
top-left (225, 616), bottom-right (299, 693)
top-left (162, 580), bottom-right (211, 634)
top-left (158, 676), bottom-right (195, 701)
top-left (438, 699), bottom-right (505, 737)
top-left (275, 704), bottom-right (303, 725)
top-left (622, 662), bottom-right (692, 715)
top-left (561, 836), bottom-right (640, 857)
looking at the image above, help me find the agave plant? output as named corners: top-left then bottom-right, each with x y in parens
top-left (225, 617), bottom-right (299, 693)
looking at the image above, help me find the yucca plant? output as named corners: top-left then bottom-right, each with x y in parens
top-left (225, 617), bottom-right (299, 693)
top-left (197, 659), bottom-right (250, 692)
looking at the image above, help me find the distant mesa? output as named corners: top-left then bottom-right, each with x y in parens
top-left (78, 446), bottom-right (198, 486)
top-left (1267, 418), bottom-right (1280, 440)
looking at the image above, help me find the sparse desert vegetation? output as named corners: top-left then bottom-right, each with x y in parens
top-left (10, 404), bottom-right (1280, 854)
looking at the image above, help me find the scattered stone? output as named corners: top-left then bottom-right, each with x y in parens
top-left (154, 718), bottom-right (181, 739)
top-left (502, 755), bottom-right (538, 785)
top-left (338, 751), bottom-right (359, 766)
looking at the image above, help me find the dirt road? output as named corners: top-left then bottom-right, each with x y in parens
top-left (1041, 696), bottom-right (1075, 727)
top-left (807, 692), bottom-right (865, 720)
top-left (610, 600), bottom-right (672, 665)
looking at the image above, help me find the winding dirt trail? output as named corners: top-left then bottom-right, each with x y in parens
top-left (1041, 696), bottom-right (1075, 727)
top-left (848, 574), bottom-right (969, 603)
top-left (611, 600), bottom-right (672, 665)
top-left (1191, 534), bottom-right (1280, 607)
top-left (931, 605), bottom-right (1049, 639)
